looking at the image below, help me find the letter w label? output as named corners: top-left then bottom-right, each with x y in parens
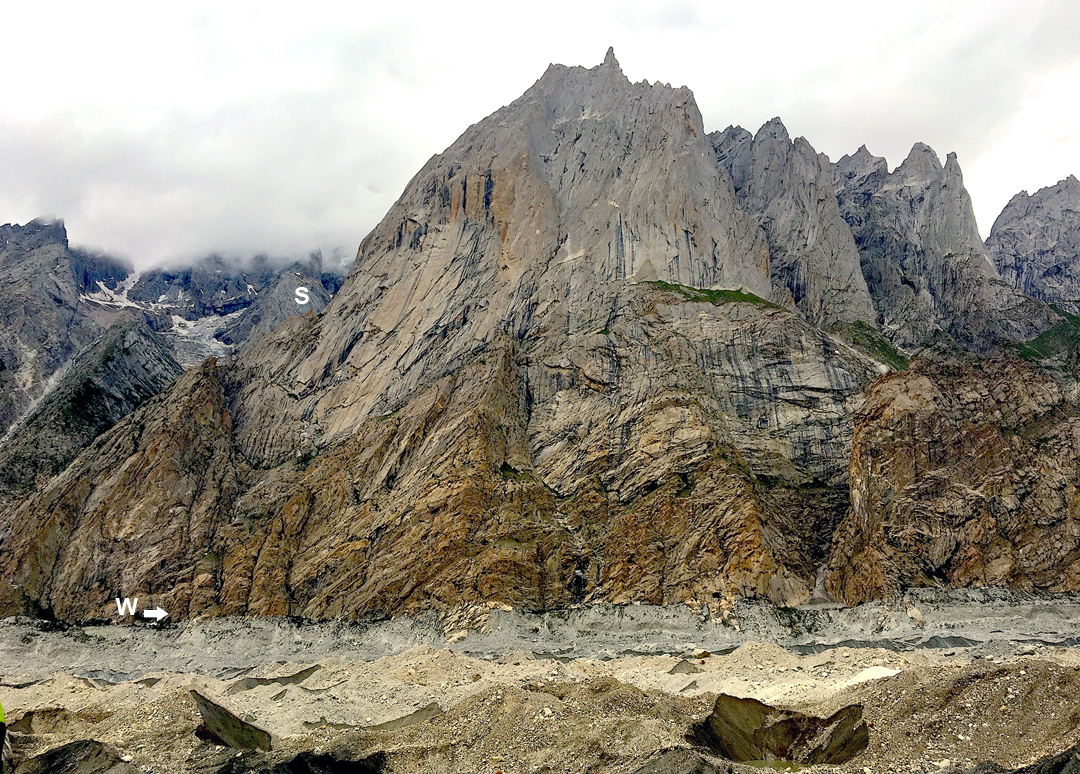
top-left (115, 597), bottom-right (138, 616)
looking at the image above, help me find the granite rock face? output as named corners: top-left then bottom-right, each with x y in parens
top-left (987, 175), bottom-right (1080, 315)
top-left (827, 356), bottom-right (1080, 604)
top-left (712, 120), bottom-right (875, 330)
top-left (833, 144), bottom-right (1055, 351)
top-left (0, 52), bottom-right (883, 622)
top-left (220, 261), bottom-right (333, 351)
top-left (1, 52), bottom-right (1077, 623)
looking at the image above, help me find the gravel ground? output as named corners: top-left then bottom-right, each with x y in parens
top-left (2, 594), bottom-right (1078, 773)
top-left (2, 641), bottom-right (1077, 773)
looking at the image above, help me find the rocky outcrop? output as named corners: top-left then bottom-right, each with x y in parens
top-left (220, 261), bottom-right (333, 350)
top-left (0, 317), bottom-right (182, 493)
top-left (833, 145), bottom-right (1055, 351)
top-left (0, 286), bottom-right (878, 620)
top-left (987, 175), bottom-right (1080, 315)
top-left (3, 51), bottom-right (1075, 624)
top-left (712, 119), bottom-right (875, 330)
top-left (687, 693), bottom-right (869, 764)
top-left (827, 356), bottom-right (1080, 604)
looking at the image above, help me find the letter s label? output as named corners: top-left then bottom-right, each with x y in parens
top-left (295, 287), bottom-right (310, 305)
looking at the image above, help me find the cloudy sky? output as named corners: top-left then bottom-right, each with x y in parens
top-left (1, 0), bottom-right (1077, 268)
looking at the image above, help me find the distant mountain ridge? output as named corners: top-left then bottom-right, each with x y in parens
top-left (0, 218), bottom-right (349, 500)
top-left (988, 174), bottom-right (1080, 315)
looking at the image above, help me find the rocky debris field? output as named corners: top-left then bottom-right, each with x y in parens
top-left (1, 597), bottom-right (1079, 773)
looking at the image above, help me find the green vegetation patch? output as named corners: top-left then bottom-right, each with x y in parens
top-left (648, 280), bottom-right (782, 309)
top-left (835, 320), bottom-right (909, 371)
top-left (1015, 306), bottom-right (1080, 361)
top-left (294, 451), bottom-right (316, 470)
top-left (500, 462), bottom-right (537, 482)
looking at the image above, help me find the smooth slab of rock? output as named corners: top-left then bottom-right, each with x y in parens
top-left (12, 739), bottom-right (136, 774)
top-left (687, 693), bottom-right (868, 764)
top-left (191, 690), bottom-right (273, 751)
top-left (631, 748), bottom-right (735, 774)
top-left (668, 660), bottom-right (702, 675)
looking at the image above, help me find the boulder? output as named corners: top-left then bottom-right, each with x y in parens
top-left (12, 739), bottom-right (135, 774)
top-left (191, 690), bottom-right (273, 751)
top-left (687, 693), bottom-right (868, 764)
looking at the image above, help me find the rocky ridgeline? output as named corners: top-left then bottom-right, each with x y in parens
top-left (833, 144), bottom-right (1055, 352)
top-left (0, 50), bottom-right (1079, 625)
top-left (0, 219), bottom-right (128, 436)
top-left (711, 118), bottom-right (875, 330)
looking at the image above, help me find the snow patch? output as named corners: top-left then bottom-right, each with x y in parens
top-left (840, 666), bottom-right (901, 688)
top-left (81, 271), bottom-right (142, 308)
top-left (166, 309), bottom-right (245, 369)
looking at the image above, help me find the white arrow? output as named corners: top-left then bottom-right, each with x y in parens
top-left (143, 607), bottom-right (169, 622)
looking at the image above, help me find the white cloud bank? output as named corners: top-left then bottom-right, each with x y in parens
top-left (0, 0), bottom-right (1076, 266)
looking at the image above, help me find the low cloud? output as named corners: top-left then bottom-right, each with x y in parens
top-left (0, 0), bottom-right (1076, 262)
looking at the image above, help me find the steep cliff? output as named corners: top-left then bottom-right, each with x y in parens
top-left (0, 219), bottom-right (132, 436)
top-left (833, 145), bottom-right (1055, 351)
top-left (827, 356), bottom-right (1080, 604)
top-left (3, 52), bottom-right (1075, 623)
top-left (987, 175), bottom-right (1080, 315)
top-left (711, 119), bottom-right (875, 330)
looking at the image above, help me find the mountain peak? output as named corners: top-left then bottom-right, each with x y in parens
top-left (602, 46), bottom-right (619, 69)
top-left (756, 117), bottom-right (790, 143)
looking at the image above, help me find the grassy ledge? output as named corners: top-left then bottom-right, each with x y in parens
top-left (1014, 306), bottom-right (1080, 361)
top-left (834, 321), bottom-right (909, 371)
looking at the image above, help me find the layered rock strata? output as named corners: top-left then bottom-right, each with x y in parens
top-left (0, 51), bottom-right (884, 621)
top-left (827, 356), bottom-right (1080, 604)
top-left (2, 51), bottom-right (1077, 623)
